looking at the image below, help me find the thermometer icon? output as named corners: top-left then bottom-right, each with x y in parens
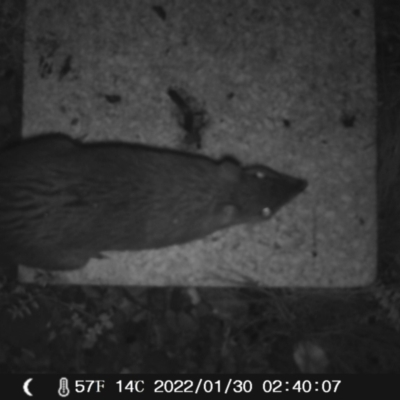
top-left (58, 377), bottom-right (70, 397)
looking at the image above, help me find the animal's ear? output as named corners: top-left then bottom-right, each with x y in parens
top-left (219, 204), bottom-right (238, 225)
top-left (218, 159), bottom-right (240, 182)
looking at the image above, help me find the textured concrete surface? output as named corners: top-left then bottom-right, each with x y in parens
top-left (20, 0), bottom-right (376, 286)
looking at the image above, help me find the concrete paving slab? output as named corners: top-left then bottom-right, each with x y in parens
top-left (19, 0), bottom-right (376, 286)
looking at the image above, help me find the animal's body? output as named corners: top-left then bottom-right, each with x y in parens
top-left (0, 134), bottom-right (307, 270)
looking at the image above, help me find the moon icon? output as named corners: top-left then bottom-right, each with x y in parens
top-left (23, 378), bottom-right (33, 397)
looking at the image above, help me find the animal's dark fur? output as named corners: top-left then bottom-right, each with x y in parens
top-left (0, 134), bottom-right (307, 270)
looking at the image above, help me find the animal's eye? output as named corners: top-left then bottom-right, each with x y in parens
top-left (255, 170), bottom-right (266, 179)
top-left (247, 168), bottom-right (266, 179)
top-left (262, 207), bottom-right (271, 217)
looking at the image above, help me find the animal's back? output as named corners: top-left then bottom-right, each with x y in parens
top-left (0, 136), bottom-right (235, 269)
